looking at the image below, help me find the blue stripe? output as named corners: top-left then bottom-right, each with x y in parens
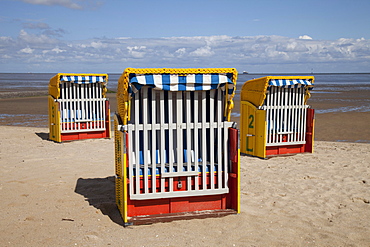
top-left (145, 74), bottom-right (155, 87)
top-left (178, 75), bottom-right (187, 91)
top-left (162, 74), bottom-right (171, 91)
top-left (211, 74), bottom-right (219, 90)
top-left (195, 74), bottom-right (203, 90)
top-left (128, 73), bottom-right (235, 95)
top-left (129, 74), bottom-right (139, 83)
top-left (269, 79), bottom-right (313, 87)
top-left (60, 75), bottom-right (106, 84)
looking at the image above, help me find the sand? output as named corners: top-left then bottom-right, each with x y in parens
top-left (1, 89), bottom-right (370, 246)
top-left (1, 126), bottom-right (369, 246)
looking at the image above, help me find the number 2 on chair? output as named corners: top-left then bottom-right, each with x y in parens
top-left (247, 114), bottom-right (254, 152)
top-left (248, 114), bottom-right (254, 129)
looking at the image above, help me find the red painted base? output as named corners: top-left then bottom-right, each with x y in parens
top-left (266, 144), bottom-right (305, 156)
top-left (265, 108), bottom-right (315, 157)
top-left (125, 128), bottom-right (240, 220)
top-left (61, 129), bottom-right (110, 142)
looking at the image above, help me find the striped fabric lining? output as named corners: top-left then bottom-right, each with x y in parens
top-left (60, 75), bottom-right (106, 84)
top-left (269, 79), bottom-right (314, 88)
top-left (128, 73), bottom-right (235, 95)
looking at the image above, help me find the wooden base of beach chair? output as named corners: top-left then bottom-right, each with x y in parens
top-left (125, 209), bottom-right (237, 226)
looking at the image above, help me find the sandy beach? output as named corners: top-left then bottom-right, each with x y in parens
top-left (1, 88), bottom-right (370, 246)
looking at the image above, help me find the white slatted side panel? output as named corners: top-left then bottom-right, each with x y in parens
top-left (126, 87), bottom-right (232, 200)
top-left (262, 86), bottom-right (309, 146)
top-left (58, 82), bottom-right (106, 133)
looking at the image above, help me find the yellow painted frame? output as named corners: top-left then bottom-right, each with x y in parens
top-left (240, 101), bottom-right (266, 158)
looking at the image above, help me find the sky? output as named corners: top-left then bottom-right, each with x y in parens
top-left (1, 0), bottom-right (370, 73)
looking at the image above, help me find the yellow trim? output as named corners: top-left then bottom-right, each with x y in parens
top-left (255, 109), bottom-right (267, 158)
top-left (123, 151), bottom-right (128, 223)
top-left (240, 101), bottom-right (266, 158)
top-left (48, 95), bottom-right (61, 142)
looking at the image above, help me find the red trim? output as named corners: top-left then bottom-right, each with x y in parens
top-left (305, 108), bottom-right (315, 153)
top-left (266, 144), bottom-right (305, 156)
top-left (61, 130), bottom-right (109, 141)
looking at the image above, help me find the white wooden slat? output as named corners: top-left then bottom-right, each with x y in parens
top-left (151, 89), bottom-right (157, 193)
top-left (168, 91), bottom-right (174, 193)
top-left (297, 87), bottom-right (303, 142)
top-left (90, 84), bottom-right (94, 129)
top-left (301, 88), bottom-right (307, 142)
top-left (271, 86), bottom-right (276, 143)
top-left (223, 121), bottom-right (228, 189)
top-left (266, 88), bottom-right (270, 143)
top-left (286, 87), bottom-right (291, 142)
top-left (81, 84), bottom-right (85, 121)
top-left (143, 87), bottom-right (149, 194)
top-left (160, 91), bottom-right (166, 193)
top-left (292, 87), bottom-right (297, 143)
top-left (193, 91), bottom-right (199, 190)
top-left (94, 84), bottom-right (97, 128)
top-left (72, 83), bottom-right (75, 130)
top-left (217, 89), bottom-right (222, 189)
top-left (176, 91), bottom-right (183, 174)
top-left (209, 90), bottom-right (215, 190)
top-left (60, 83), bottom-right (65, 131)
top-left (186, 91), bottom-right (192, 191)
top-left (128, 118), bottom-right (134, 196)
top-left (283, 87), bottom-right (288, 136)
top-left (134, 91), bottom-right (140, 195)
top-left (95, 83), bottom-right (100, 128)
top-left (201, 91), bottom-right (207, 190)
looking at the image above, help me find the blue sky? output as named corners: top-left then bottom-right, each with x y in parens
top-left (1, 0), bottom-right (370, 73)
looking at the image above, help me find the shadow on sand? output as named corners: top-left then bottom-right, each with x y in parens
top-left (74, 176), bottom-right (124, 226)
top-left (35, 132), bottom-right (50, 141)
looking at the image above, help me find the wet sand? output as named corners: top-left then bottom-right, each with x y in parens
top-left (1, 90), bottom-right (369, 143)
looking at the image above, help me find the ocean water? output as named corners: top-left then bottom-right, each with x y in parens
top-left (1, 72), bottom-right (370, 115)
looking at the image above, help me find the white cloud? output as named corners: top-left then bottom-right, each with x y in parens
top-left (51, 47), bottom-right (66, 53)
top-left (299, 35), bottom-right (313, 40)
top-left (18, 30), bottom-right (57, 44)
top-left (190, 46), bottom-right (214, 57)
top-left (19, 0), bottom-right (82, 9)
top-left (175, 48), bottom-right (186, 57)
top-left (90, 41), bottom-right (107, 49)
top-left (19, 47), bottom-right (34, 54)
top-left (1, 33), bottom-right (370, 73)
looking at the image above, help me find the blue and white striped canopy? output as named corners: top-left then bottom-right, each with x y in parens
top-left (129, 73), bottom-right (235, 95)
top-left (269, 79), bottom-right (314, 88)
top-left (60, 75), bottom-right (106, 84)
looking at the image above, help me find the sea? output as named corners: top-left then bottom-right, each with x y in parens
top-left (0, 72), bottom-right (370, 116)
